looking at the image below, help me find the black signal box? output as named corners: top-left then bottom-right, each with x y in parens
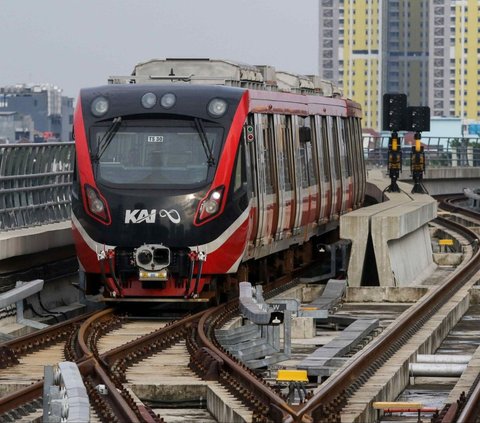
top-left (405, 107), bottom-right (430, 132)
top-left (382, 93), bottom-right (407, 131)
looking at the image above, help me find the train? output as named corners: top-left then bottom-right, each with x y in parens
top-left (71, 59), bottom-right (365, 302)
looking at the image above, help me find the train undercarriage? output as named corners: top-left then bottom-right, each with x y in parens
top-left (79, 232), bottom-right (350, 305)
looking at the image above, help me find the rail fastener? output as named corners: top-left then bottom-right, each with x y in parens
top-left (373, 402), bottom-right (438, 423)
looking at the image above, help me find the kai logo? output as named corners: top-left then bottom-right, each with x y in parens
top-left (125, 209), bottom-right (181, 224)
top-left (125, 209), bottom-right (156, 224)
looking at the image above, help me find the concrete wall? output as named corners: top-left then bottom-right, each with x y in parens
top-left (387, 225), bottom-right (436, 286)
top-left (341, 176), bottom-right (437, 288)
top-left (402, 167), bottom-right (480, 195)
top-left (371, 198), bottom-right (437, 287)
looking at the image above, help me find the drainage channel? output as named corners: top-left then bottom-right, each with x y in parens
top-left (381, 303), bottom-right (480, 423)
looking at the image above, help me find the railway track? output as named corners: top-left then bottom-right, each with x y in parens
top-left (1, 198), bottom-right (480, 422)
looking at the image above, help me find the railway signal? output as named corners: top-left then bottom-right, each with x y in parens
top-left (382, 94), bottom-right (430, 194)
top-left (405, 106), bottom-right (430, 194)
top-left (383, 94), bottom-right (406, 193)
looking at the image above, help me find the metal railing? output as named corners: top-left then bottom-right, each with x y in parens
top-left (364, 136), bottom-right (480, 169)
top-left (0, 142), bottom-right (74, 231)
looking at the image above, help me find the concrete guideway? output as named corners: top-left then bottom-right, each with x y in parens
top-left (0, 221), bottom-right (73, 261)
top-left (341, 174), bottom-right (437, 287)
top-left (340, 257), bottom-right (477, 422)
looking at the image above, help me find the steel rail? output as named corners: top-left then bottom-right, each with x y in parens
top-left (77, 357), bottom-right (143, 423)
top-left (100, 310), bottom-right (204, 366)
top-left (196, 299), bottom-right (300, 422)
top-left (0, 311), bottom-right (93, 363)
top-left (456, 377), bottom-right (480, 423)
top-left (73, 308), bottom-right (152, 422)
top-left (76, 307), bottom-right (116, 362)
top-left (291, 215), bottom-right (480, 422)
top-left (439, 198), bottom-right (480, 423)
top-left (0, 312), bottom-right (93, 416)
top-left (0, 381), bottom-right (43, 415)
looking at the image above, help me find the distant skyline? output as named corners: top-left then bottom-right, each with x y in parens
top-left (1, 0), bottom-right (318, 99)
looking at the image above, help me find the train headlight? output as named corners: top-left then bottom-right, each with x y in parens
top-left (204, 199), bottom-right (219, 215)
top-left (207, 98), bottom-right (227, 117)
top-left (141, 92), bottom-right (157, 109)
top-left (195, 186), bottom-right (225, 225)
top-left (84, 185), bottom-right (111, 224)
top-left (91, 96), bottom-right (109, 117)
top-left (160, 93), bottom-right (176, 109)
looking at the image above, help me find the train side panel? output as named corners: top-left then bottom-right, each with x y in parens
top-left (244, 91), bottom-right (363, 262)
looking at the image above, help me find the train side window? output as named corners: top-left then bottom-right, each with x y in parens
top-left (355, 117), bottom-right (366, 178)
top-left (302, 116), bottom-right (317, 186)
top-left (321, 116), bottom-right (331, 182)
top-left (233, 138), bottom-right (246, 193)
top-left (331, 117), bottom-right (341, 179)
top-left (341, 119), bottom-right (352, 177)
top-left (348, 118), bottom-right (359, 174)
top-left (264, 114), bottom-right (276, 195)
top-left (297, 116), bottom-right (309, 189)
top-left (72, 158), bottom-right (80, 198)
top-left (280, 115), bottom-right (293, 191)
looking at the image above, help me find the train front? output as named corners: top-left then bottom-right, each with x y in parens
top-left (72, 84), bottom-right (250, 301)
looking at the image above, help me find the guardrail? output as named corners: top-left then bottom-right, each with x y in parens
top-left (364, 136), bottom-right (480, 169)
top-left (0, 142), bottom-right (74, 231)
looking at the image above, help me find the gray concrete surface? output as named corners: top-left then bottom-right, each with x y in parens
top-left (341, 173), bottom-right (437, 288)
top-left (0, 222), bottom-right (73, 261)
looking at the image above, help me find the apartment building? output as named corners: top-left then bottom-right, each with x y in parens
top-left (319, 0), bottom-right (480, 130)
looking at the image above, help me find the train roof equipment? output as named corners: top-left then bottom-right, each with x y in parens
top-left (108, 58), bottom-right (342, 97)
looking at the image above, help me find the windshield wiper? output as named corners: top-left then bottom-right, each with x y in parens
top-left (194, 118), bottom-right (215, 166)
top-left (92, 117), bottom-right (122, 162)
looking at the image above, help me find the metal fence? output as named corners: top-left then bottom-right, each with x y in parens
top-left (1, 137), bottom-right (479, 232)
top-left (364, 136), bottom-right (480, 169)
top-left (0, 142), bottom-right (74, 231)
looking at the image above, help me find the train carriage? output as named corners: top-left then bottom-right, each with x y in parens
top-left (71, 59), bottom-right (365, 301)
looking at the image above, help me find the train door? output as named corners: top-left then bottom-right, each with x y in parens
top-left (326, 116), bottom-right (341, 218)
top-left (245, 114), bottom-right (259, 254)
top-left (292, 116), bottom-right (314, 237)
top-left (309, 116), bottom-right (322, 224)
top-left (345, 117), bottom-right (363, 209)
top-left (253, 113), bottom-right (278, 248)
top-left (313, 115), bottom-right (331, 223)
top-left (338, 118), bottom-right (353, 211)
top-left (355, 118), bottom-right (366, 205)
top-left (301, 117), bottom-right (319, 232)
top-left (344, 118), bottom-right (357, 208)
top-left (274, 114), bottom-right (294, 241)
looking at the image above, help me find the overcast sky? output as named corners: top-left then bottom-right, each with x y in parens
top-left (1, 0), bottom-right (318, 99)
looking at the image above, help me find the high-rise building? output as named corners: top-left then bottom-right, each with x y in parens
top-left (319, 0), bottom-right (480, 130)
top-left (436, 0), bottom-right (480, 122)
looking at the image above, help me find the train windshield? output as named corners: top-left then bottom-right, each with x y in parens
top-left (90, 118), bottom-right (224, 187)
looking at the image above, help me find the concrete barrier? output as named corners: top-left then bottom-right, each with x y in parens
top-left (341, 178), bottom-right (437, 287)
top-left (371, 197), bottom-right (437, 287)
